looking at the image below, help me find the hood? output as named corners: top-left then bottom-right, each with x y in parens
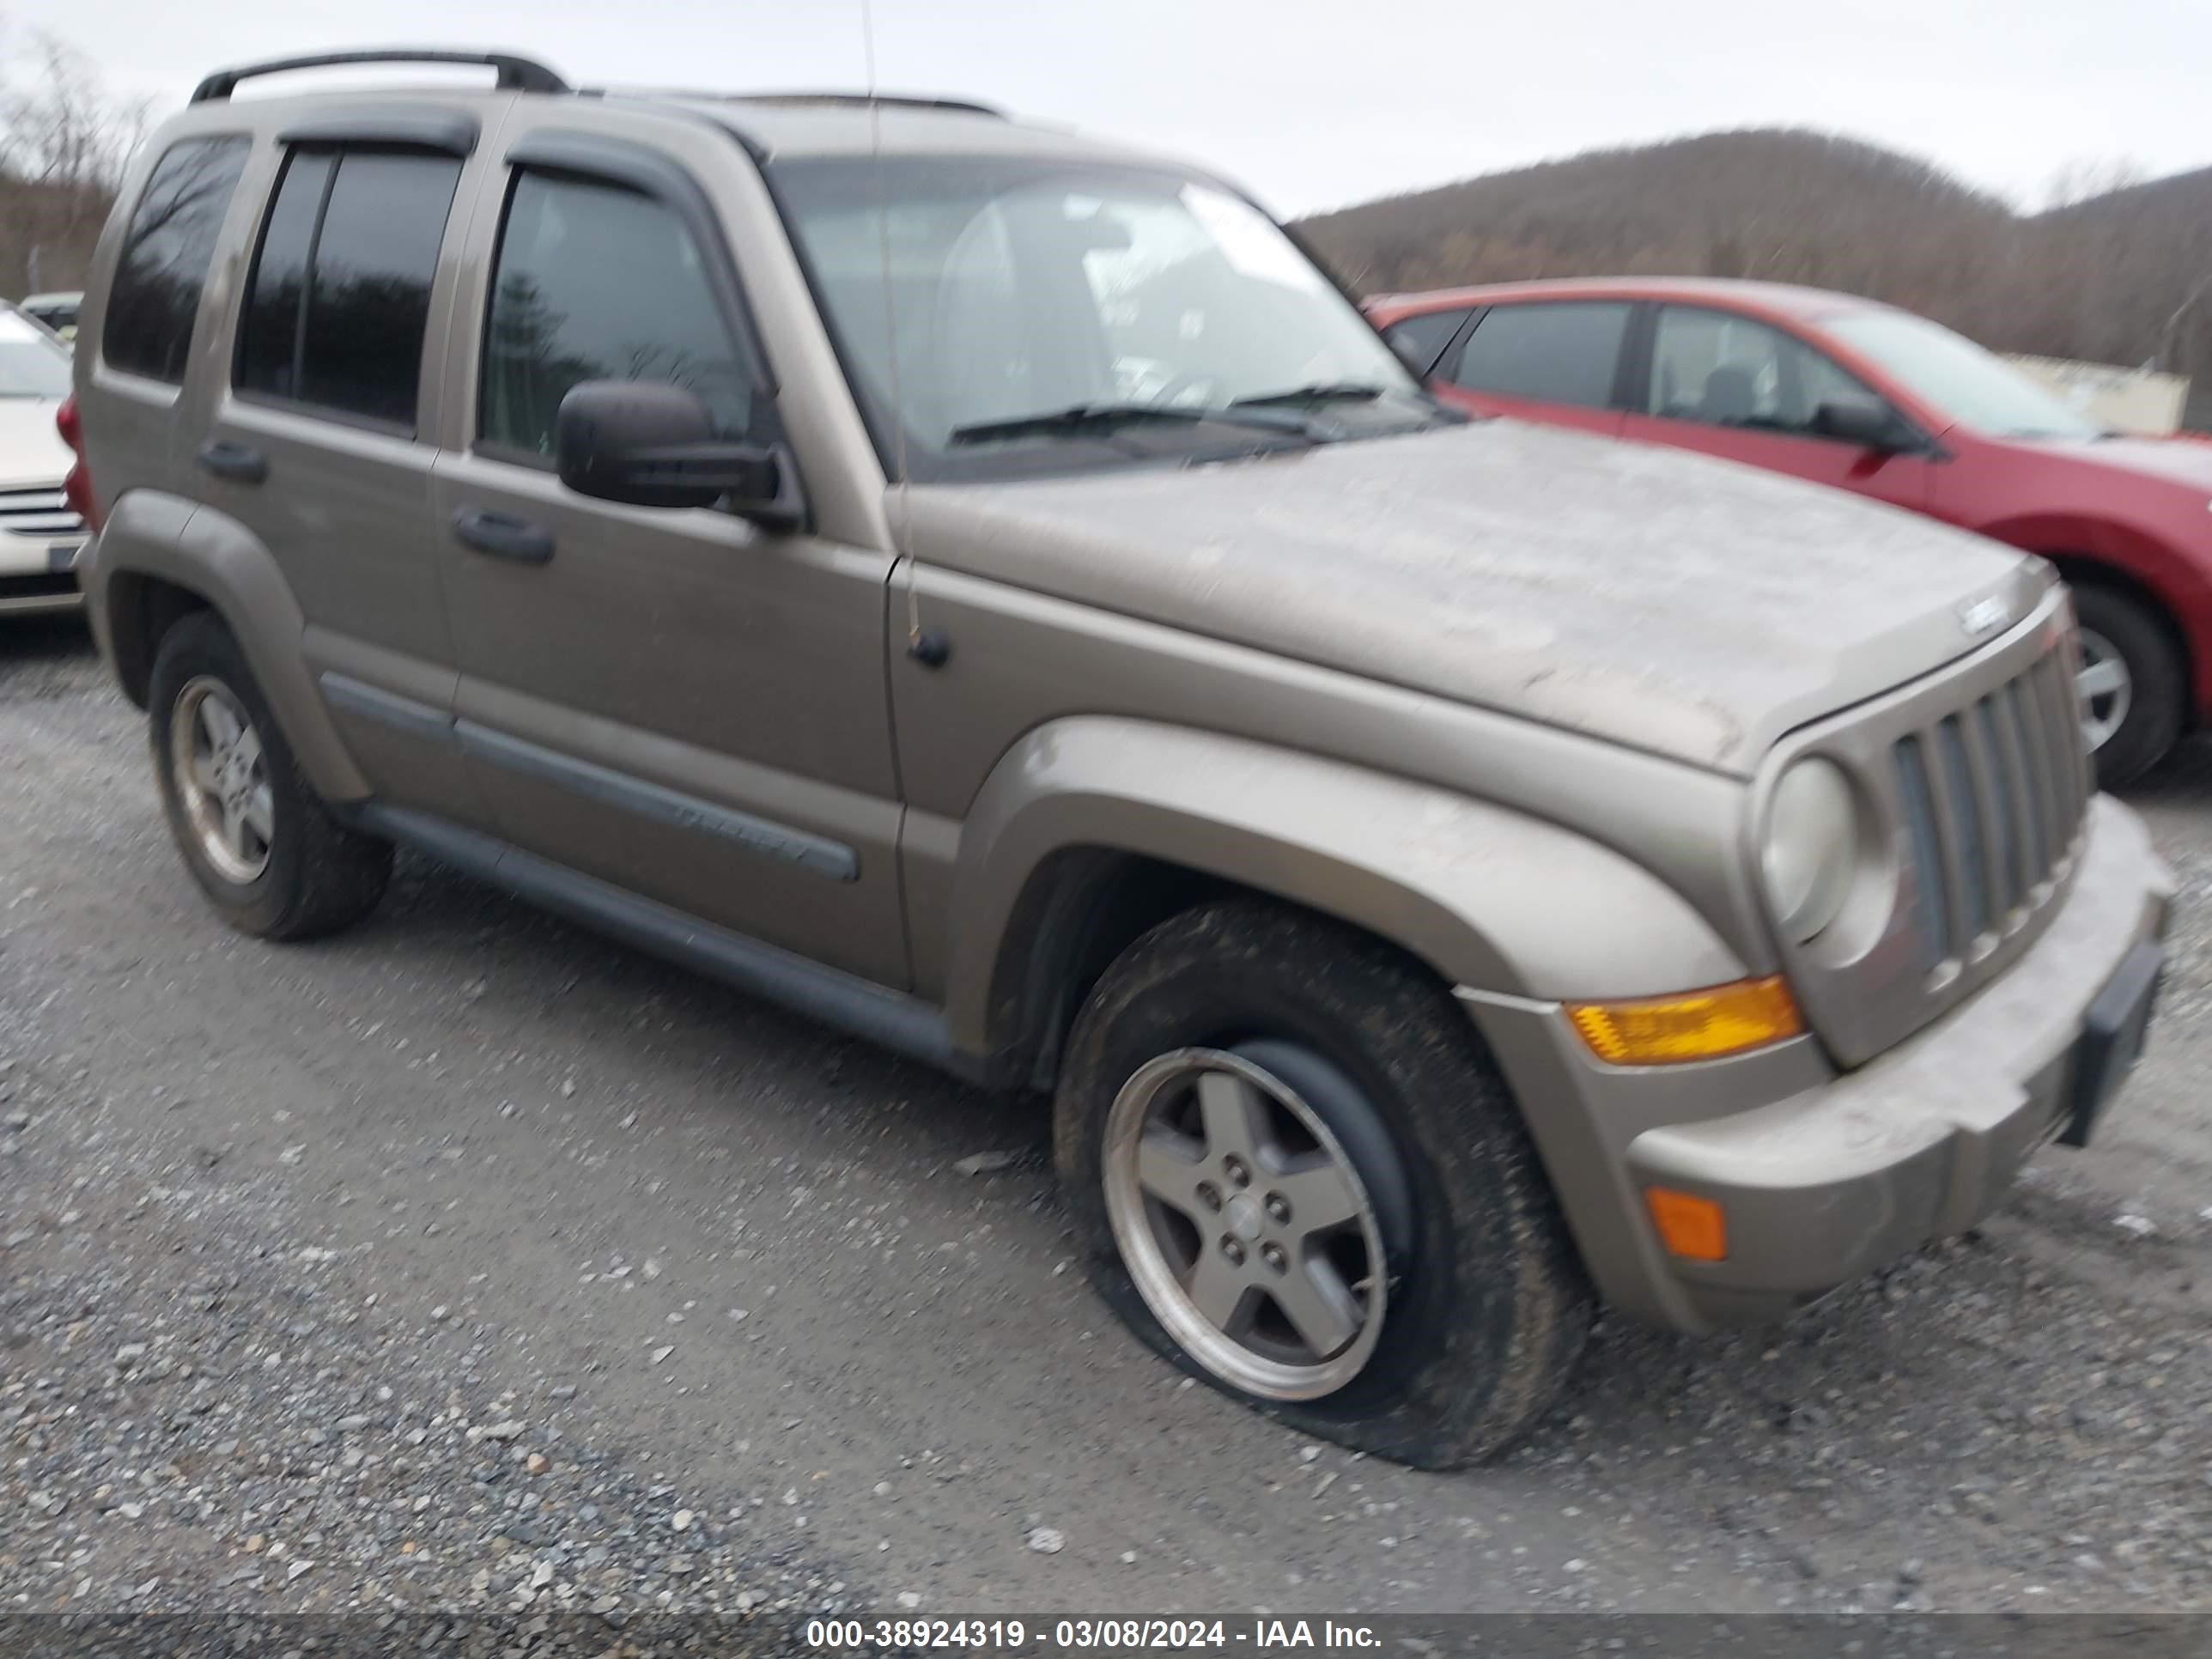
top-left (0, 398), bottom-right (72, 491)
top-left (2049, 433), bottom-right (2212, 494)
top-left (902, 419), bottom-right (2047, 775)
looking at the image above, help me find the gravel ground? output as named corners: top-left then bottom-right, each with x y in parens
top-left (3, 614), bottom-right (2209, 1626)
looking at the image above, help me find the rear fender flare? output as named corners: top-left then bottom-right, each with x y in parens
top-left (85, 490), bottom-right (369, 802)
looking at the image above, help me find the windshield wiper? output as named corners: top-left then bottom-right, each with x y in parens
top-left (1231, 382), bottom-right (1389, 409)
top-left (948, 401), bottom-right (1318, 447)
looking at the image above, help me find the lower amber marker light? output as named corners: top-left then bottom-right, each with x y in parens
top-left (1566, 975), bottom-right (1804, 1066)
top-left (1645, 1187), bottom-right (1728, 1261)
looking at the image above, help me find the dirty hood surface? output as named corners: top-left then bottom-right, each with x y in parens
top-left (902, 419), bottom-right (2047, 775)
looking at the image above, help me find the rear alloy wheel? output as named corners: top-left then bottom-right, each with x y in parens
top-left (1057, 900), bottom-right (1593, 1468)
top-left (149, 611), bottom-right (392, 940)
top-left (169, 675), bottom-right (276, 884)
top-left (2070, 585), bottom-right (2185, 789)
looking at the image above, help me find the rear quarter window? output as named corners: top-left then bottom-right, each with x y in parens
top-left (1381, 307), bottom-right (1471, 377)
top-left (102, 135), bottom-right (252, 385)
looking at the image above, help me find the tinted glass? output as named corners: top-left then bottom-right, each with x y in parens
top-left (298, 151), bottom-right (462, 424)
top-left (1382, 308), bottom-right (1469, 376)
top-left (0, 311), bottom-right (74, 398)
top-left (1449, 301), bottom-right (1630, 409)
top-left (1648, 306), bottom-right (1888, 439)
top-left (236, 149), bottom-right (335, 400)
top-left (103, 136), bottom-right (252, 384)
top-left (481, 172), bottom-right (752, 458)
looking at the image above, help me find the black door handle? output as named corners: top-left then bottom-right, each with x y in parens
top-left (197, 439), bottom-right (268, 485)
top-left (451, 506), bottom-right (554, 564)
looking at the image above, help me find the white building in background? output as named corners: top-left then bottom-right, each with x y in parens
top-left (2004, 355), bottom-right (2191, 435)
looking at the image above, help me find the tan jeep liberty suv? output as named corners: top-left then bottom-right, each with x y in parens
top-left (66, 49), bottom-right (2173, 1468)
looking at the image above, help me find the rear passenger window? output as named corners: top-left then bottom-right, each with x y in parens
top-left (1449, 301), bottom-right (1632, 410)
top-left (102, 136), bottom-right (252, 384)
top-left (479, 171), bottom-right (752, 459)
top-left (236, 148), bottom-right (464, 428)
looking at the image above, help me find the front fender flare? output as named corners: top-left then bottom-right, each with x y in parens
top-left (85, 490), bottom-right (370, 803)
top-left (943, 716), bottom-right (1747, 1054)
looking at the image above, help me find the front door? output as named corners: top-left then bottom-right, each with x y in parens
top-left (1619, 304), bottom-right (1934, 514)
top-left (428, 136), bottom-right (907, 988)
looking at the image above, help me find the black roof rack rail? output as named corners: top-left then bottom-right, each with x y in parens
top-left (583, 88), bottom-right (1003, 119)
top-left (190, 49), bottom-right (569, 105)
top-left (733, 92), bottom-right (1004, 118)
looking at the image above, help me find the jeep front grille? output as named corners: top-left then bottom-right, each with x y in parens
top-left (1762, 585), bottom-right (2091, 1067)
top-left (1890, 644), bottom-right (2088, 978)
top-left (0, 483), bottom-right (85, 539)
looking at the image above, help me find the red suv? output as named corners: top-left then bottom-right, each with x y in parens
top-left (1368, 278), bottom-right (2212, 784)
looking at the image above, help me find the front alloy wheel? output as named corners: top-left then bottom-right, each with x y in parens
top-left (1104, 1048), bottom-right (1390, 1401)
top-left (2075, 626), bottom-right (2133, 757)
top-left (1055, 900), bottom-right (1594, 1468)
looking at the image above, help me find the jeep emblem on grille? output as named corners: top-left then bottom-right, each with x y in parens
top-left (1958, 595), bottom-right (2009, 637)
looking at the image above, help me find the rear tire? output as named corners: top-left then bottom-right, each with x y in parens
top-left (1054, 899), bottom-right (1592, 1469)
top-left (2072, 584), bottom-right (2185, 789)
top-left (148, 611), bottom-right (392, 940)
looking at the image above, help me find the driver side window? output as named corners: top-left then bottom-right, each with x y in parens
top-left (1647, 306), bottom-right (1887, 441)
top-left (480, 169), bottom-right (751, 459)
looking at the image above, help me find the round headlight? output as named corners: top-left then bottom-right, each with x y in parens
top-left (1761, 758), bottom-right (1857, 945)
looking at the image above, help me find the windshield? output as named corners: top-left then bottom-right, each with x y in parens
top-left (770, 155), bottom-right (1427, 479)
top-left (1825, 309), bottom-right (2102, 441)
top-left (0, 310), bottom-right (72, 398)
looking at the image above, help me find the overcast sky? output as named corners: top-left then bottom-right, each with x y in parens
top-left (28, 0), bottom-right (2212, 217)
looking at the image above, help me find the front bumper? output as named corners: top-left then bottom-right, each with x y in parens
top-left (1461, 793), bottom-right (2173, 1332)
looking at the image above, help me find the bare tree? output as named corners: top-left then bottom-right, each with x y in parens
top-left (0, 27), bottom-right (153, 295)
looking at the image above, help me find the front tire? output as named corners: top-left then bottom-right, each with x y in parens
top-left (148, 612), bottom-right (392, 940)
top-left (2072, 584), bottom-right (2185, 789)
top-left (1054, 900), bottom-right (1592, 1468)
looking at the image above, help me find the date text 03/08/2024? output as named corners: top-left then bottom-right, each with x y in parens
top-left (803, 1618), bottom-right (1382, 1650)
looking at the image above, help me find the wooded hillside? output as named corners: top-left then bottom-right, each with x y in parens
top-left (1294, 130), bottom-right (2212, 424)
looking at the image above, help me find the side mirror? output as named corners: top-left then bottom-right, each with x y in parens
top-left (1812, 398), bottom-right (1919, 455)
top-left (556, 381), bottom-right (803, 528)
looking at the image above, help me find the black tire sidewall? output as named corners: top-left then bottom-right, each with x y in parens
top-left (148, 613), bottom-right (319, 936)
top-left (1054, 902), bottom-right (1589, 1467)
top-left (2073, 584), bottom-right (2185, 788)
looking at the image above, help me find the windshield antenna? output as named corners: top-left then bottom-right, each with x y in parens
top-left (862, 0), bottom-right (924, 653)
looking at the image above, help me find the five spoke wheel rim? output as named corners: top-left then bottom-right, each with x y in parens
top-left (1103, 1048), bottom-right (1388, 1401)
top-left (170, 676), bottom-right (275, 884)
top-left (2075, 627), bottom-right (2132, 755)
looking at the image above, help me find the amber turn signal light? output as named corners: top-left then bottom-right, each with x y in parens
top-left (1565, 975), bottom-right (1804, 1066)
top-left (1645, 1187), bottom-right (1728, 1262)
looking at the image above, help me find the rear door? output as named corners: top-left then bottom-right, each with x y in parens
top-left (1618, 303), bottom-right (1934, 513)
top-left (1434, 300), bottom-right (1631, 437)
top-left (190, 116), bottom-right (491, 825)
